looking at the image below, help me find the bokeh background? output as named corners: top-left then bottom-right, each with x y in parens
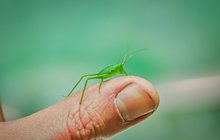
top-left (1, 0), bottom-right (220, 139)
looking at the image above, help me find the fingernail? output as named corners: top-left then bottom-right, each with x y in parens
top-left (114, 84), bottom-right (155, 122)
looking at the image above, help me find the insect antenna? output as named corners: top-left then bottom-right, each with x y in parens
top-left (122, 48), bottom-right (147, 65)
top-left (122, 48), bottom-right (129, 65)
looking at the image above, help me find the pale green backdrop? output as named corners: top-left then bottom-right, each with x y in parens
top-left (0, 0), bottom-right (220, 140)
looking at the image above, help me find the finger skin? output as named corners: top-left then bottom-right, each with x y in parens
top-left (0, 76), bottom-right (159, 140)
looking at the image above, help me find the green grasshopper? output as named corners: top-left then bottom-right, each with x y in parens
top-left (66, 49), bottom-right (146, 104)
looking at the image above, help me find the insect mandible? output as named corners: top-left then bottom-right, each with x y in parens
top-left (66, 49), bottom-right (146, 104)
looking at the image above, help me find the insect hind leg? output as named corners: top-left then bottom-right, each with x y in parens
top-left (80, 75), bottom-right (105, 104)
top-left (66, 73), bottom-right (98, 97)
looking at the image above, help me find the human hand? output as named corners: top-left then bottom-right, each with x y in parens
top-left (0, 76), bottom-right (159, 140)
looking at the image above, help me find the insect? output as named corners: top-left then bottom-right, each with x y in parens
top-left (66, 49), bottom-right (146, 104)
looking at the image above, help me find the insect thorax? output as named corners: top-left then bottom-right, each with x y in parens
top-left (98, 64), bottom-right (124, 77)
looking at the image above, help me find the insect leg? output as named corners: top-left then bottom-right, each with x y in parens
top-left (66, 73), bottom-right (98, 97)
top-left (123, 71), bottom-right (129, 76)
top-left (122, 69), bottom-right (129, 76)
top-left (80, 77), bottom-right (94, 104)
top-left (80, 75), bottom-right (106, 104)
top-left (98, 79), bottom-right (104, 94)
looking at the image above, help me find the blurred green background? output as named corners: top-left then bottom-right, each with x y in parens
top-left (0, 0), bottom-right (220, 139)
